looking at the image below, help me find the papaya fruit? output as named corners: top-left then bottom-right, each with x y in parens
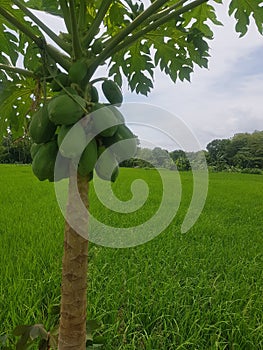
top-left (88, 170), bottom-right (94, 181)
top-left (29, 106), bottom-right (57, 144)
top-left (30, 143), bottom-right (42, 159)
top-left (111, 166), bottom-right (119, 183)
top-left (102, 124), bottom-right (137, 160)
top-left (102, 80), bottom-right (123, 106)
top-left (97, 145), bottom-right (106, 158)
top-left (32, 140), bottom-right (58, 181)
top-left (54, 152), bottom-right (70, 181)
top-left (69, 60), bottom-right (88, 84)
top-left (58, 123), bottom-right (87, 158)
top-left (91, 39), bottom-right (103, 55)
top-left (78, 138), bottom-right (98, 176)
top-left (91, 103), bottom-right (118, 137)
top-left (107, 106), bottom-right (125, 123)
top-left (48, 94), bottom-right (86, 125)
top-left (50, 73), bottom-right (69, 92)
top-left (95, 149), bottom-right (119, 182)
top-left (90, 85), bottom-right (99, 103)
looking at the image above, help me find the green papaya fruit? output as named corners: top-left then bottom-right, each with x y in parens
top-left (50, 73), bottom-right (69, 92)
top-left (107, 106), bottom-right (125, 123)
top-left (30, 143), bottom-right (42, 159)
top-left (69, 60), bottom-right (88, 83)
top-left (54, 152), bottom-right (70, 181)
top-left (91, 39), bottom-right (103, 55)
top-left (88, 170), bottom-right (94, 181)
top-left (91, 103), bottom-right (118, 137)
top-left (78, 138), bottom-right (98, 176)
top-left (102, 80), bottom-right (123, 106)
top-left (32, 140), bottom-right (58, 181)
top-left (29, 106), bottom-right (57, 144)
top-left (58, 123), bottom-right (87, 158)
top-left (48, 94), bottom-right (86, 125)
top-left (102, 124), bottom-right (137, 160)
top-left (95, 149), bottom-right (119, 182)
top-left (90, 85), bottom-right (99, 103)
top-left (97, 145), bottom-right (106, 158)
top-left (111, 166), bottom-right (119, 183)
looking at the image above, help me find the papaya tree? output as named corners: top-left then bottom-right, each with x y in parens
top-left (0, 1), bottom-right (262, 349)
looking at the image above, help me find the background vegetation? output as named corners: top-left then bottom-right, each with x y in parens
top-left (1, 130), bottom-right (262, 175)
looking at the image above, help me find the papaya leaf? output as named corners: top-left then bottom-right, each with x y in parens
top-left (48, 335), bottom-right (58, 350)
top-left (86, 320), bottom-right (101, 333)
top-left (38, 339), bottom-right (48, 350)
top-left (0, 78), bottom-right (36, 138)
top-left (0, 334), bottom-right (9, 348)
top-left (14, 327), bottom-right (31, 350)
top-left (13, 326), bottom-right (31, 337)
top-left (93, 336), bottom-right (106, 345)
top-left (109, 40), bottom-right (154, 95)
top-left (48, 303), bottom-right (60, 316)
top-left (23, 0), bottom-right (62, 17)
top-left (183, 2), bottom-right (223, 39)
top-left (29, 325), bottom-right (48, 341)
top-left (229, 0), bottom-right (263, 37)
top-left (0, 23), bottom-right (19, 66)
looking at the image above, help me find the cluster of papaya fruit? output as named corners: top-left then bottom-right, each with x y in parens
top-left (29, 61), bottom-right (137, 182)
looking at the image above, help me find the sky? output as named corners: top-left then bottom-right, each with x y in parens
top-left (35, 2), bottom-right (263, 151)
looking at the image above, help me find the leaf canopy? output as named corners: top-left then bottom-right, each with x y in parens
top-left (0, 0), bottom-right (262, 138)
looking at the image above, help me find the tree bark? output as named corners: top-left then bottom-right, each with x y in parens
top-left (58, 168), bottom-right (89, 350)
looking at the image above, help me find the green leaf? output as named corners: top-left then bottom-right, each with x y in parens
top-left (24, 0), bottom-right (62, 17)
top-left (29, 325), bottom-right (48, 341)
top-left (38, 339), bottom-right (48, 350)
top-left (0, 78), bottom-right (35, 139)
top-left (86, 320), bottom-right (101, 333)
top-left (0, 23), bottom-right (19, 66)
top-left (183, 2), bottom-right (223, 39)
top-left (109, 40), bottom-right (154, 95)
top-left (48, 303), bottom-right (61, 316)
top-left (13, 326), bottom-right (30, 337)
top-left (229, 0), bottom-right (263, 37)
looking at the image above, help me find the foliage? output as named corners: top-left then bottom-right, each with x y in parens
top-left (206, 130), bottom-right (263, 171)
top-left (0, 134), bottom-right (31, 164)
top-left (0, 0), bottom-right (262, 140)
top-left (0, 321), bottom-right (104, 350)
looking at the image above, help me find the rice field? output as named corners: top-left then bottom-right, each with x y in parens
top-left (0, 164), bottom-right (262, 349)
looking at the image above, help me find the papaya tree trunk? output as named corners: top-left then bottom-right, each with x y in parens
top-left (58, 167), bottom-right (89, 350)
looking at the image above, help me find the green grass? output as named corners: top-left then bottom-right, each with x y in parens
top-left (0, 165), bottom-right (262, 349)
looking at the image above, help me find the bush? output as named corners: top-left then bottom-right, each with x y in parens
top-left (241, 168), bottom-right (262, 175)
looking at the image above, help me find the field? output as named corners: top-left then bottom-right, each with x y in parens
top-left (0, 164), bottom-right (262, 349)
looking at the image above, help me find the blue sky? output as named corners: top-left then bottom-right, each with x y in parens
top-left (35, 2), bottom-right (263, 151)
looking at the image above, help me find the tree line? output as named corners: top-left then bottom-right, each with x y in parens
top-left (123, 130), bottom-right (263, 174)
top-left (1, 130), bottom-right (262, 174)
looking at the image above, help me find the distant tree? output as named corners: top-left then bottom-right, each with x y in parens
top-left (206, 131), bottom-right (263, 171)
top-left (206, 138), bottom-right (231, 170)
top-left (0, 134), bottom-right (31, 163)
top-left (170, 150), bottom-right (190, 170)
top-left (248, 131), bottom-right (263, 168)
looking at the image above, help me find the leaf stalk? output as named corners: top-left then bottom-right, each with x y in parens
top-left (13, 0), bottom-right (71, 54)
top-left (68, 0), bottom-right (83, 60)
top-left (0, 64), bottom-right (35, 78)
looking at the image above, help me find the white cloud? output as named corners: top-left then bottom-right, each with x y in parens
top-left (122, 4), bottom-right (263, 150)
